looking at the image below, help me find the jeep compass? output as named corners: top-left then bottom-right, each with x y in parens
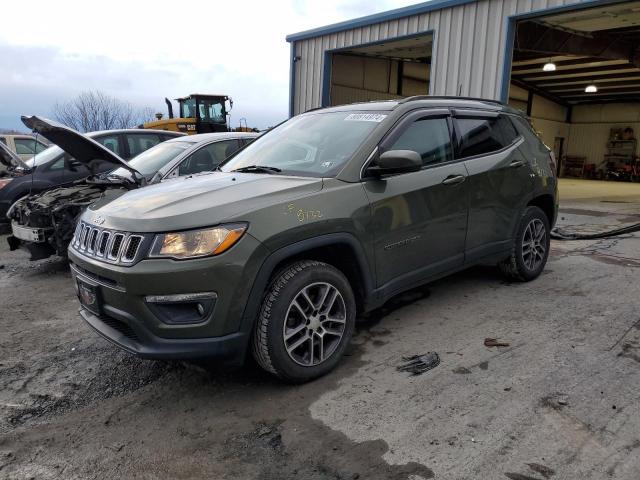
top-left (68, 97), bottom-right (557, 383)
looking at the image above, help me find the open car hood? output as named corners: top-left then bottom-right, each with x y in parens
top-left (21, 115), bottom-right (141, 178)
top-left (0, 140), bottom-right (29, 170)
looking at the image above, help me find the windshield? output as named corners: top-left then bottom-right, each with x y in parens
top-left (110, 141), bottom-right (191, 178)
top-left (25, 145), bottom-right (64, 168)
top-left (220, 111), bottom-right (385, 177)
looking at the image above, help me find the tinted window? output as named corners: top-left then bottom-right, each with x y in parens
top-left (0, 137), bottom-right (6, 145)
top-left (95, 135), bottom-right (121, 156)
top-left (389, 117), bottom-right (452, 167)
top-left (456, 115), bottom-right (519, 159)
top-left (178, 140), bottom-right (241, 176)
top-left (220, 112), bottom-right (383, 178)
top-left (15, 138), bottom-right (47, 155)
top-left (511, 116), bottom-right (544, 147)
top-left (127, 133), bottom-right (161, 158)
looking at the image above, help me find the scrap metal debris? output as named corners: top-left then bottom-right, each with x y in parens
top-left (484, 338), bottom-right (510, 348)
top-left (397, 352), bottom-right (440, 376)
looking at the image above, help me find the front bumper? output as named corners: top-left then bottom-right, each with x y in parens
top-left (68, 233), bottom-right (269, 362)
top-left (79, 308), bottom-right (248, 362)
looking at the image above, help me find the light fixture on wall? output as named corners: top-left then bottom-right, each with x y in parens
top-left (542, 61), bottom-right (556, 72)
top-left (585, 84), bottom-right (598, 93)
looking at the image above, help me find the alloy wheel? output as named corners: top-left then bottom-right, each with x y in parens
top-left (282, 282), bottom-right (347, 367)
top-left (522, 218), bottom-right (547, 271)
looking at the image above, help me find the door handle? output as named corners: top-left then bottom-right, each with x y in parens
top-left (442, 174), bottom-right (466, 185)
top-left (510, 160), bottom-right (524, 168)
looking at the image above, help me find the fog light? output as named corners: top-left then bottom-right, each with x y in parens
top-left (144, 292), bottom-right (217, 325)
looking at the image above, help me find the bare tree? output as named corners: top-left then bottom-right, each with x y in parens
top-left (52, 91), bottom-right (154, 132)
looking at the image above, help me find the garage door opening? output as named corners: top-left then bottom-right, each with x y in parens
top-left (506, 1), bottom-right (640, 187)
top-left (327, 33), bottom-right (433, 107)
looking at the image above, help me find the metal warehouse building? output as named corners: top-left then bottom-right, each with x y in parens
top-left (287, 0), bottom-right (640, 182)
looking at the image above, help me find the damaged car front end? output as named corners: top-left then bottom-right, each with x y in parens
top-left (8, 183), bottom-right (129, 260)
top-left (7, 117), bottom-right (258, 260)
top-left (7, 116), bottom-right (144, 260)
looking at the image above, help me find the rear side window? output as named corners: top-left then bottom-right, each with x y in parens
top-left (127, 133), bottom-right (161, 158)
top-left (455, 115), bottom-right (519, 159)
top-left (95, 135), bottom-right (122, 156)
top-left (388, 117), bottom-right (453, 167)
top-left (511, 116), bottom-right (546, 147)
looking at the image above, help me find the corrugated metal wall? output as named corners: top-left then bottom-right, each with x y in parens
top-left (291, 0), bottom-right (592, 115)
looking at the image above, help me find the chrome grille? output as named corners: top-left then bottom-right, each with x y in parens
top-left (108, 234), bottom-right (124, 260)
top-left (97, 231), bottom-right (110, 256)
top-left (71, 221), bottom-right (146, 265)
top-left (122, 236), bottom-right (143, 263)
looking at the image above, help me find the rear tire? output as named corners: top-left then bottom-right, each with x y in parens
top-left (499, 206), bottom-right (550, 282)
top-left (252, 260), bottom-right (356, 383)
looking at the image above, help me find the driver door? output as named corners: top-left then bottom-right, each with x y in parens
top-left (362, 109), bottom-right (469, 292)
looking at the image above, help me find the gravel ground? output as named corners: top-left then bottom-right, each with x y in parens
top-left (0, 184), bottom-right (639, 480)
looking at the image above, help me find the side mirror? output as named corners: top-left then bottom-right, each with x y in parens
top-left (367, 150), bottom-right (422, 177)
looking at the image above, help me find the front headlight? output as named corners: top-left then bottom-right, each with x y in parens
top-left (150, 224), bottom-right (247, 259)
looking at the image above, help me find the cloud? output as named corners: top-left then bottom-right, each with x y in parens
top-left (0, 0), bottom-right (416, 132)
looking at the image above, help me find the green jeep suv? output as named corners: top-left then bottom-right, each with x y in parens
top-left (69, 96), bottom-right (558, 383)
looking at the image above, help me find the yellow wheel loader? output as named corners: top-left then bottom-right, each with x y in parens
top-left (142, 94), bottom-right (233, 134)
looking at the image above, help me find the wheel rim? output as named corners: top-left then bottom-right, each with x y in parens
top-left (283, 282), bottom-right (347, 367)
top-left (522, 218), bottom-right (547, 271)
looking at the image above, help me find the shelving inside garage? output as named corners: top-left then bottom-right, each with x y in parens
top-left (507, 1), bottom-right (640, 182)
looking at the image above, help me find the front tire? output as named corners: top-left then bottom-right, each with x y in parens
top-left (252, 260), bottom-right (356, 383)
top-left (499, 206), bottom-right (550, 282)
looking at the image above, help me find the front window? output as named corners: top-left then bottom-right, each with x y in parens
top-left (198, 98), bottom-right (226, 124)
top-left (110, 141), bottom-right (192, 178)
top-left (220, 111), bottom-right (386, 178)
top-left (182, 98), bottom-right (196, 118)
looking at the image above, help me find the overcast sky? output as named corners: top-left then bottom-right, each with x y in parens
top-left (0, 0), bottom-right (418, 132)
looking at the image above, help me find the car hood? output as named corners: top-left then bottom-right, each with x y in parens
top-left (86, 172), bottom-right (324, 232)
top-left (21, 115), bottom-right (141, 177)
top-left (0, 140), bottom-right (29, 170)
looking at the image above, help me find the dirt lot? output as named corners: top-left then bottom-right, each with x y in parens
top-left (1, 181), bottom-right (639, 480)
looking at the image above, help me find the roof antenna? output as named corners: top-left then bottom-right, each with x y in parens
top-left (457, 83), bottom-right (463, 97)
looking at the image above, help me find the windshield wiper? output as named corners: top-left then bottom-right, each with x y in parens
top-left (232, 165), bottom-right (281, 174)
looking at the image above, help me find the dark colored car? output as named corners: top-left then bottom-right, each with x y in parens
top-left (0, 118), bottom-right (183, 230)
top-left (68, 96), bottom-right (557, 383)
top-left (7, 117), bottom-right (258, 260)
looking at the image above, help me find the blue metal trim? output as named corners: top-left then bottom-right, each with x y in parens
top-left (500, 0), bottom-right (631, 103)
top-left (319, 30), bottom-right (435, 109)
top-left (286, 0), bottom-right (475, 42)
top-left (289, 42), bottom-right (296, 117)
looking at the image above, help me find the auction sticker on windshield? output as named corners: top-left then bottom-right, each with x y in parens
top-left (344, 113), bottom-right (387, 122)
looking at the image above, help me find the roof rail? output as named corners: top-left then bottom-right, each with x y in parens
top-left (398, 95), bottom-right (506, 106)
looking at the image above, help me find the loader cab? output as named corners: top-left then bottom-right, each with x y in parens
top-left (176, 94), bottom-right (232, 133)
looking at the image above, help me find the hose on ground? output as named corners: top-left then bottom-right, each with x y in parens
top-left (551, 223), bottom-right (640, 240)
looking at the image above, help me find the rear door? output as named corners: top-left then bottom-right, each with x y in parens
top-left (363, 109), bottom-right (469, 291)
top-left (453, 111), bottom-right (533, 262)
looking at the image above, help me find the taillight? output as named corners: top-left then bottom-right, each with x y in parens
top-left (548, 151), bottom-right (557, 177)
top-left (0, 178), bottom-right (12, 189)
